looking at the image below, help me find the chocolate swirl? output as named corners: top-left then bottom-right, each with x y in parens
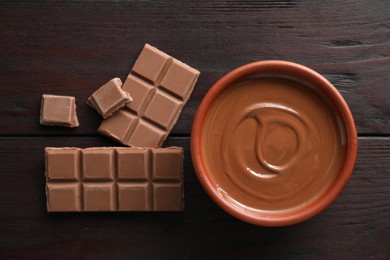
top-left (202, 78), bottom-right (345, 213)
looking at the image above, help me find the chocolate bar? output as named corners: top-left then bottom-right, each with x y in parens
top-left (98, 44), bottom-right (200, 147)
top-left (45, 147), bottom-right (183, 212)
top-left (40, 94), bottom-right (79, 127)
top-left (87, 78), bottom-right (132, 119)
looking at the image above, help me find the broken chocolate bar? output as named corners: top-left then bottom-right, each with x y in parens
top-left (40, 94), bottom-right (79, 127)
top-left (98, 44), bottom-right (200, 147)
top-left (87, 78), bottom-right (132, 119)
top-left (45, 147), bottom-right (184, 212)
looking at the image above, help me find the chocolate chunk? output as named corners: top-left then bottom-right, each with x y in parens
top-left (87, 78), bottom-right (132, 118)
top-left (45, 147), bottom-right (184, 212)
top-left (98, 44), bottom-right (200, 147)
top-left (40, 94), bottom-right (79, 127)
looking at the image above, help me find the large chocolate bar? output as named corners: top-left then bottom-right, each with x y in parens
top-left (45, 147), bottom-right (183, 212)
top-left (98, 44), bottom-right (200, 147)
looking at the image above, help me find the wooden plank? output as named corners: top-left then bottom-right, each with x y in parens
top-left (0, 136), bottom-right (389, 258)
top-left (0, 1), bottom-right (389, 135)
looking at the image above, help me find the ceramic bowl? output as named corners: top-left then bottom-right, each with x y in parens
top-left (191, 60), bottom-right (358, 226)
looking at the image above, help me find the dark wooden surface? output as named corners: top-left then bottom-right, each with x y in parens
top-left (0, 1), bottom-right (389, 259)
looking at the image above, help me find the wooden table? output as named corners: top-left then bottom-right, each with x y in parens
top-left (1, 1), bottom-right (389, 258)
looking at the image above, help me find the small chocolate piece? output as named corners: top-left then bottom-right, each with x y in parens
top-left (87, 78), bottom-right (132, 118)
top-left (40, 94), bottom-right (79, 127)
top-left (98, 44), bottom-right (200, 147)
top-left (45, 147), bottom-right (184, 212)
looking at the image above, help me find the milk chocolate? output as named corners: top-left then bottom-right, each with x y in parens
top-left (40, 94), bottom-right (79, 127)
top-left (45, 147), bottom-right (184, 212)
top-left (201, 78), bottom-right (346, 213)
top-left (87, 78), bottom-right (132, 118)
top-left (98, 44), bottom-right (200, 147)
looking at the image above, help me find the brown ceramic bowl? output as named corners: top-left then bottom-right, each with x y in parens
top-left (191, 60), bottom-right (358, 226)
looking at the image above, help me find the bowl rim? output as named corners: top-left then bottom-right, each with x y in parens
top-left (191, 60), bottom-right (358, 227)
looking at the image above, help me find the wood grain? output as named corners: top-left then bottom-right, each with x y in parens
top-left (0, 1), bottom-right (389, 135)
top-left (1, 1), bottom-right (389, 259)
top-left (0, 137), bottom-right (389, 258)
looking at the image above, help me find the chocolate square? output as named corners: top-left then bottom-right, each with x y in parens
top-left (153, 183), bottom-right (183, 211)
top-left (83, 183), bottom-right (115, 211)
top-left (132, 44), bottom-right (171, 84)
top-left (87, 78), bottom-right (132, 118)
top-left (46, 148), bottom-right (80, 180)
top-left (160, 59), bottom-right (200, 100)
top-left (122, 75), bottom-right (155, 115)
top-left (46, 183), bottom-right (81, 212)
top-left (128, 121), bottom-right (166, 147)
top-left (118, 183), bottom-right (150, 211)
top-left (98, 110), bottom-right (138, 145)
top-left (82, 149), bottom-right (114, 180)
top-left (117, 148), bottom-right (149, 180)
top-left (143, 91), bottom-right (182, 130)
top-left (152, 148), bottom-right (183, 180)
top-left (40, 94), bottom-right (79, 127)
